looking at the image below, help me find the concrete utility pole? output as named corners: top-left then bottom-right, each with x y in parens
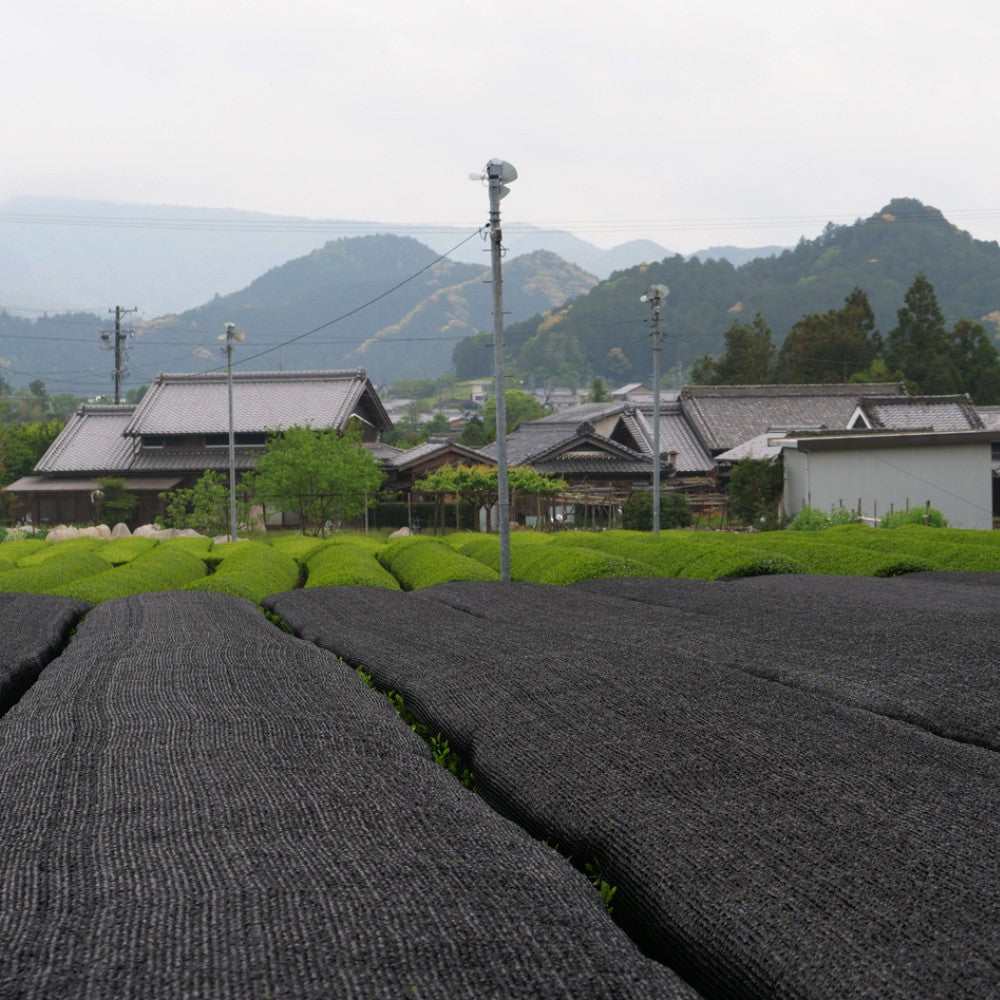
top-left (218, 323), bottom-right (245, 542)
top-left (641, 284), bottom-right (669, 535)
top-left (100, 306), bottom-right (138, 404)
top-left (472, 157), bottom-right (517, 581)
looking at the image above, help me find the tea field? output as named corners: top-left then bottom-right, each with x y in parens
top-left (1, 527), bottom-right (999, 997)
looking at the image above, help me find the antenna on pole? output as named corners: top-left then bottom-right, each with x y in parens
top-left (471, 158), bottom-right (517, 581)
top-left (640, 284), bottom-right (669, 535)
top-left (100, 306), bottom-right (138, 403)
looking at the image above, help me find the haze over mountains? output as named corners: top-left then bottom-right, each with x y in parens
top-left (0, 196), bottom-right (762, 317)
top-left (2, 196), bottom-right (996, 395)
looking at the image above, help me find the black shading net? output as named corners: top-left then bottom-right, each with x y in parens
top-left (265, 583), bottom-right (1000, 1000)
top-left (0, 590), bottom-right (697, 1000)
top-left (570, 573), bottom-right (1000, 750)
top-left (0, 592), bottom-right (90, 718)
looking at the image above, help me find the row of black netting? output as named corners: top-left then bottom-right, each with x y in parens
top-left (0, 593), bottom-right (89, 717)
top-left (264, 575), bottom-right (1000, 1000)
top-left (0, 590), bottom-right (694, 999)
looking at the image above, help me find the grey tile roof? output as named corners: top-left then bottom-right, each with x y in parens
top-left (124, 370), bottom-right (390, 437)
top-left (855, 395), bottom-right (984, 431)
top-left (483, 420), bottom-right (663, 478)
top-left (618, 403), bottom-right (715, 474)
top-left (979, 406), bottom-right (1000, 430)
top-left (680, 383), bottom-right (907, 453)
top-left (389, 440), bottom-right (493, 470)
top-left (128, 449), bottom-right (261, 473)
top-left (34, 405), bottom-right (137, 474)
top-left (530, 401), bottom-right (626, 425)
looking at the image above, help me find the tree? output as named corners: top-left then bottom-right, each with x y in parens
top-left (482, 389), bottom-right (549, 436)
top-left (458, 415), bottom-right (488, 447)
top-left (159, 470), bottom-right (253, 536)
top-left (95, 477), bottom-right (137, 526)
top-left (691, 314), bottom-right (775, 385)
top-left (414, 464), bottom-right (567, 532)
top-left (774, 287), bottom-right (880, 383)
top-left (946, 318), bottom-right (1000, 404)
top-left (0, 419), bottom-right (64, 486)
top-left (727, 457), bottom-right (784, 526)
top-left (246, 423), bottom-right (386, 535)
top-left (884, 274), bottom-right (959, 394)
top-left (621, 490), bottom-right (693, 530)
top-left (587, 377), bottom-right (611, 402)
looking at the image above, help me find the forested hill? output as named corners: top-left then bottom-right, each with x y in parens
top-left (138, 235), bottom-right (597, 384)
top-left (456, 198), bottom-right (1000, 385)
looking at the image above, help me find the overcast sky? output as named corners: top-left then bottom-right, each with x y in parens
top-left (4, 0), bottom-right (1000, 254)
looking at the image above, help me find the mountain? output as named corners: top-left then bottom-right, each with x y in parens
top-left (457, 198), bottom-right (1000, 386)
top-left (0, 197), bottom-right (779, 318)
top-left (0, 235), bottom-right (594, 391)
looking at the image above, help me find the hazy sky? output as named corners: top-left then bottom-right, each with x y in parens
top-left (4, 0), bottom-right (1000, 253)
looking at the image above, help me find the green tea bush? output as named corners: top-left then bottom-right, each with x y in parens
top-left (880, 507), bottom-right (948, 529)
top-left (377, 536), bottom-right (497, 590)
top-left (270, 535), bottom-right (328, 565)
top-left (184, 541), bottom-right (299, 602)
top-left (546, 530), bottom-right (701, 577)
top-left (53, 543), bottom-right (208, 603)
top-left (1, 549), bottom-right (117, 595)
top-left (16, 536), bottom-right (106, 566)
top-left (305, 540), bottom-right (401, 590)
top-left (0, 537), bottom-right (49, 561)
top-left (96, 536), bottom-right (159, 566)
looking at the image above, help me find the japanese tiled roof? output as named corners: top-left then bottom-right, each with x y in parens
top-left (680, 383), bottom-right (907, 453)
top-left (389, 440), bottom-right (493, 470)
top-left (616, 403), bottom-right (714, 474)
top-left (34, 405), bottom-right (137, 474)
top-left (854, 395), bottom-right (984, 431)
top-left (123, 370), bottom-right (391, 437)
top-left (127, 448), bottom-right (261, 473)
top-left (482, 420), bottom-right (664, 476)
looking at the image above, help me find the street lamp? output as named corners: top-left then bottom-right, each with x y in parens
top-left (640, 284), bottom-right (669, 535)
top-left (470, 158), bottom-right (517, 581)
top-left (217, 323), bottom-right (245, 542)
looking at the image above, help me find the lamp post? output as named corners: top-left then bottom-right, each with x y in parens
top-left (217, 323), bottom-right (245, 542)
top-left (640, 284), bottom-right (669, 535)
top-left (471, 157), bottom-right (517, 581)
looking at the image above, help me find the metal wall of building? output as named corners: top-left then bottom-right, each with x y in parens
top-left (783, 442), bottom-right (994, 529)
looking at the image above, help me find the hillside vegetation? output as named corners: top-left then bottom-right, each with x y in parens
top-left (461, 198), bottom-right (1000, 387)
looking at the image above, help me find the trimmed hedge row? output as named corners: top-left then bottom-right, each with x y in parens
top-left (184, 540), bottom-right (300, 602)
top-left (376, 536), bottom-right (497, 590)
top-left (95, 536), bottom-right (159, 566)
top-left (266, 582), bottom-right (1000, 1000)
top-left (0, 549), bottom-right (110, 594)
top-left (0, 590), bottom-right (692, 999)
top-left (305, 540), bottom-right (401, 590)
top-left (52, 541), bottom-right (208, 604)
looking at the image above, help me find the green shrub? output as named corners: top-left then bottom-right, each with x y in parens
top-left (0, 537), bottom-right (49, 561)
top-left (621, 491), bottom-right (693, 531)
top-left (96, 536), bottom-right (159, 566)
top-left (270, 535), bottom-right (329, 565)
top-left (377, 536), bottom-right (497, 590)
top-left (184, 540), bottom-right (299, 602)
top-left (305, 540), bottom-right (401, 589)
top-left (788, 506), bottom-right (831, 531)
top-left (53, 543), bottom-right (208, 603)
top-left (0, 549), bottom-right (113, 594)
top-left (511, 544), bottom-right (648, 585)
top-left (880, 507), bottom-right (948, 529)
top-left (16, 536), bottom-right (106, 566)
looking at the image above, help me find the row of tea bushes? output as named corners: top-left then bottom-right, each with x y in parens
top-left (0, 590), bottom-right (691, 999)
top-left (265, 581), bottom-right (1000, 1000)
top-left (376, 536), bottom-right (497, 590)
top-left (305, 539), bottom-right (401, 590)
top-left (183, 541), bottom-right (300, 603)
top-left (52, 542), bottom-right (208, 604)
top-left (0, 593), bottom-right (89, 717)
top-left (0, 548), bottom-right (110, 594)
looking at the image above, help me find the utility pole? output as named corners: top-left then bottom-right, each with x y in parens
top-left (471, 157), bottom-right (517, 581)
top-left (641, 284), bottom-right (669, 535)
top-left (100, 306), bottom-right (137, 403)
top-left (218, 323), bottom-right (246, 542)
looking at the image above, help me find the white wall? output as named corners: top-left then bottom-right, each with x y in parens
top-left (783, 442), bottom-right (994, 529)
